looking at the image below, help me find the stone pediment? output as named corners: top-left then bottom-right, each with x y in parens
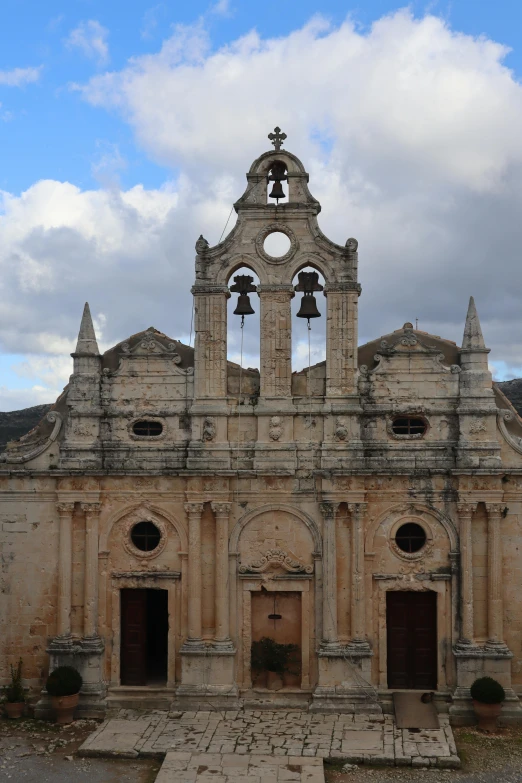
top-left (120, 328), bottom-right (182, 359)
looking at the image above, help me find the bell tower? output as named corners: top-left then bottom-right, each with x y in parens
top-left (188, 128), bottom-right (362, 471)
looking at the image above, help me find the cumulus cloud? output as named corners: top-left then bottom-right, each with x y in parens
top-left (0, 66), bottom-right (42, 87)
top-left (2, 9), bottom-right (522, 408)
top-left (65, 20), bottom-right (110, 67)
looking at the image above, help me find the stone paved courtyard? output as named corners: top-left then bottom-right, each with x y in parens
top-left (78, 709), bottom-right (460, 781)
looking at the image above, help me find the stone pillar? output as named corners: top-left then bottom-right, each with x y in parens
top-left (82, 503), bottom-right (101, 639)
top-left (184, 502), bottom-right (204, 648)
top-left (320, 502), bottom-right (339, 650)
top-left (457, 502), bottom-right (475, 644)
top-left (348, 503), bottom-right (367, 643)
top-left (192, 287), bottom-right (229, 400)
top-left (324, 285), bottom-right (360, 397)
top-left (57, 502), bottom-right (75, 638)
top-left (259, 285), bottom-right (294, 400)
top-left (485, 503), bottom-right (505, 647)
top-left (211, 502), bottom-right (233, 650)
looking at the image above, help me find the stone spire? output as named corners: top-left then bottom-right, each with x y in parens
top-left (461, 296), bottom-right (487, 352)
top-left (74, 302), bottom-right (99, 356)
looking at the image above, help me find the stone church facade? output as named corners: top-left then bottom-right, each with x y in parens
top-left (1, 132), bottom-right (522, 723)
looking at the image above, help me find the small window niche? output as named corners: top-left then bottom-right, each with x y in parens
top-left (390, 416), bottom-right (427, 439)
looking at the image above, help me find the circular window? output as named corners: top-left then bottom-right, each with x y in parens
top-left (133, 420), bottom-right (163, 437)
top-left (263, 231), bottom-right (291, 258)
top-left (131, 521), bottom-right (161, 552)
top-left (395, 522), bottom-right (427, 553)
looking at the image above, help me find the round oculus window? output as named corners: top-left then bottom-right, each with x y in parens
top-left (394, 522), bottom-right (427, 554)
top-left (132, 420), bottom-right (163, 437)
top-left (131, 521), bottom-right (161, 552)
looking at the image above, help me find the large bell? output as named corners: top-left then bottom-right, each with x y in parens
top-left (268, 179), bottom-right (285, 200)
top-left (296, 293), bottom-right (321, 320)
top-left (294, 270), bottom-right (324, 321)
top-left (230, 274), bottom-right (257, 319)
top-left (233, 293), bottom-right (255, 317)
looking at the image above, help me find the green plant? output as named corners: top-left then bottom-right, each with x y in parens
top-left (251, 637), bottom-right (299, 675)
top-left (470, 676), bottom-right (505, 704)
top-left (4, 659), bottom-right (25, 703)
top-left (45, 666), bottom-right (83, 697)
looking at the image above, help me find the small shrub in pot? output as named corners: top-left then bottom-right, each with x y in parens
top-left (3, 659), bottom-right (25, 719)
top-left (46, 666), bottom-right (83, 724)
top-left (470, 676), bottom-right (505, 732)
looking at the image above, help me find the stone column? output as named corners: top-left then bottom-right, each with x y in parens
top-left (82, 503), bottom-right (101, 639)
top-left (211, 502), bottom-right (233, 649)
top-left (184, 502), bottom-right (204, 648)
top-left (457, 502), bottom-right (475, 644)
top-left (324, 284), bottom-right (360, 397)
top-left (320, 502), bottom-right (339, 649)
top-left (57, 502), bottom-right (75, 638)
top-left (485, 503), bottom-right (505, 647)
top-left (348, 503), bottom-right (367, 643)
top-left (192, 287), bottom-right (229, 399)
top-left (259, 285), bottom-right (294, 400)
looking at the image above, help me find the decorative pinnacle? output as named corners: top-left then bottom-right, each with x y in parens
top-left (268, 126), bottom-right (287, 151)
top-left (74, 302), bottom-right (99, 356)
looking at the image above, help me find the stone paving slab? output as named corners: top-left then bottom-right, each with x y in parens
top-left (78, 709), bottom-right (460, 771)
top-left (155, 753), bottom-right (325, 783)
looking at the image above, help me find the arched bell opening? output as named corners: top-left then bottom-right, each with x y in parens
top-left (226, 266), bottom-right (260, 396)
top-left (266, 159), bottom-right (289, 204)
top-left (291, 266), bottom-right (326, 395)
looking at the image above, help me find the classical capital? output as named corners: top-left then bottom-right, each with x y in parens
top-left (457, 502), bottom-right (476, 518)
top-left (319, 501), bottom-right (336, 520)
top-left (81, 502), bottom-right (101, 516)
top-left (211, 502), bottom-right (231, 517)
top-left (348, 502), bottom-right (368, 518)
top-left (56, 502), bottom-right (75, 516)
top-left (485, 503), bottom-right (503, 518)
top-left (184, 502), bottom-right (204, 516)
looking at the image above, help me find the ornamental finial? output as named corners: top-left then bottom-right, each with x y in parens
top-left (268, 126), bottom-right (287, 151)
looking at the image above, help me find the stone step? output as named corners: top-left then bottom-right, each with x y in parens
top-left (106, 686), bottom-right (176, 713)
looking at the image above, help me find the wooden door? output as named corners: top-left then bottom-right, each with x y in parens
top-left (121, 589), bottom-right (147, 686)
top-left (386, 591), bottom-right (437, 690)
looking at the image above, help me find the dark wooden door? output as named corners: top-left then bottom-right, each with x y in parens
top-left (386, 591), bottom-right (437, 689)
top-left (121, 589), bottom-right (147, 686)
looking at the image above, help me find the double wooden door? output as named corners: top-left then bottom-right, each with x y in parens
top-left (386, 591), bottom-right (437, 690)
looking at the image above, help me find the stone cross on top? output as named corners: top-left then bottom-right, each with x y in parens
top-left (268, 126), bottom-right (287, 151)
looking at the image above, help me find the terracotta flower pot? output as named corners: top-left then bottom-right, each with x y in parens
top-left (472, 700), bottom-right (502, 732)
top-left (51, 692), bottom-right (79, 724)
top-left (266, 670), bottom-right (283, 691)
top-left (4, 702), bottom-right (24, 719)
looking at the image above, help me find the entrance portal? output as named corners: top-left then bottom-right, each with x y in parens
top-left (386, 591), bottom-right (437, 690)
top-left (251, 590), bottom-right (301, 687)
top-left (120, 588), bottom-right (168, 686)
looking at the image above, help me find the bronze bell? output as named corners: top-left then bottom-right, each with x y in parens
top-left (268, 179), bottom-right (285, 200)
top-left (233, 293), bottom-right (255, 317)
top-left (268, 161), bottom-right (287, 201)
top-left (296, 293), bottom-right (321, 320)
top-left (230, 274), bottom-right (257, 319)
top-left (294, 270), bottom-right (324, 321)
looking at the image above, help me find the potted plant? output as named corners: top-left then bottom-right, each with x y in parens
top-left (251, 637), bottom-right (299, 691)
top-left (45, 666), bottom-right (83, 724)
top-left (470, 676), bottom-right (505, 732)
top-left (3, 659), bottom-right (25, 719)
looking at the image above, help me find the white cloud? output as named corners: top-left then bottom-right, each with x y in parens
top-left (0, 66), bottom-right (42, 87)
top-left (3, 10), bottom-right (522, 410)
top-left (65, 20), bottom-right (110, 67)
top-left (211, 0), bottom-right (232, 16)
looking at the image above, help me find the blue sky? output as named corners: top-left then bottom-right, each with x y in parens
top-left (1, 0), bottom-right (522, 408)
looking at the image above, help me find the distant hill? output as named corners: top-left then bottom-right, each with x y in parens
top-left (0, 404), bottom-right (52, 451)
top-left (497, 379), bottom-right (522, 418)
top-left (0, 380), bottom-right (521, 453)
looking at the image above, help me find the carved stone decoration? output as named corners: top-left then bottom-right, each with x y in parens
top-left (345, 237), bottom-right (358, 252)
top-left (497, 409), bottom-right (522, 454)
top-left (0, 411), bottom-right (63, 464)
top-left (269, 416), bottom-right (283, 441)
top-left (255, 224), bottom-right (298, 264)
top-left (334, 417), bottom-right (348, 441)
top-left (239, 548), bottom-right (313, 574)
top-left (469, 418), bottom-right (487, 434)
top-left (202, 417), bottom-right (216, 442)
top-left (195, 235), bottom-right (209, 255)
top-left (388, 518), bottom-right (434, 562)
